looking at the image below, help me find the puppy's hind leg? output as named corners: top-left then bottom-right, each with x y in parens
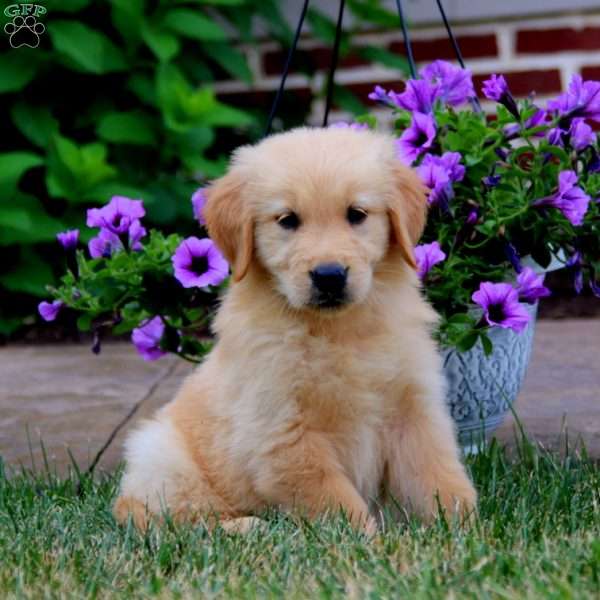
top-left (114, 413), bottom-right (220, 529)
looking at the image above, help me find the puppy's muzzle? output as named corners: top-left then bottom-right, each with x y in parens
top-left (309, 263), bottom-right (349, 308)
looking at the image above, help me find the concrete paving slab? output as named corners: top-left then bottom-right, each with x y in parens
top-left (0, 344), bottom-right (181, 475)
top-left (0, 318), bottom-right (598, 478)
top-left (494, 318), bottom-right (600, 456)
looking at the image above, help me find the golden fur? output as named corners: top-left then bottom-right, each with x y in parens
top-left (114, 127), bottom-right (477, 534)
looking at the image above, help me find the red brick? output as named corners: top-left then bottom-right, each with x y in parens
top-left (581, 66), bottom-right (600, 81)
top-left (473, 69), bottom-right (562, 98)
top-left (390, 33), bottom-right (498, 62)
top-left (263, 47), bottom-right (368, 77)
top-left (516, 27), bottom-right (600, 54)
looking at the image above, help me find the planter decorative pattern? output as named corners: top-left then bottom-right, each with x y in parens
top-left (442, 303), bottom-right (538, 450)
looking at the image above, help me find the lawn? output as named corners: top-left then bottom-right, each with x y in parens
top-left (1, 435), bottom-right (599, 599)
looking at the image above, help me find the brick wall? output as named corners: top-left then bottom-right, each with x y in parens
top-left (215, 11), bottom-right (600, 127)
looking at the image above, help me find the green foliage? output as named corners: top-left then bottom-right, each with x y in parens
top-left (1, 438), bottom-right (599, 597)
top-left (1, 0), bottom-right (293, 336)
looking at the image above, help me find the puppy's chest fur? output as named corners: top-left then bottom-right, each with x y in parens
top-left (226, 322), bottom-right (399, 499)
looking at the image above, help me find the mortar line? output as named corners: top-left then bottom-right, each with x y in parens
top-left (85, 361), bottom-right (179, 476)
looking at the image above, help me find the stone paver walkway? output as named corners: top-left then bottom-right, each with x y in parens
top-left (1, 318), bottom-right (599, 476)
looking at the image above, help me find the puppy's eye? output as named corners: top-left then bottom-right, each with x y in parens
top-left (277, 212), bottom-right (300, 230)
top-left (347, 207), bottom-right (368, 225)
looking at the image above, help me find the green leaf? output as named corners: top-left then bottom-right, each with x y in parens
top-left (331, 86), bottom-right (365, 116)
top-left (480, 333), bottom-right (493, 356)
top-left (307, 8), bottom-right (337, 44)
top-left (0, 152), bottom-right (44, 199)
top-left (46, 135), bottom-right (116, 201)
top-left (358, 46), bottom-right (409, 74)
top-left (205, 43), bottom-right (252, 84)
top-left (77, 314), bottom-right (93, 332)
top-left (48, 20), bottom-right (128, 74)
top-left (347, 0), bottom-right (397, 26)
top-left (11, 103), bottom-right (59, 148)
top-left (164, 9), bottom-right (227, 41)
top-left (0, 249), bottom-right (54, 297)
top-left (0, 52), bottom-right (41, 93)
top-left (0, 207), bottom-right (32, 232)
top-left (0, 194), bottom-right (65, 246)
top-left (97, 111), bottom-right (157, 145)
top-left (141, 22), bottom-right (181, 62)
top-left (456, 331), bottom-right (479, 353)
top-left (0, 317), bottom-right (23, 337)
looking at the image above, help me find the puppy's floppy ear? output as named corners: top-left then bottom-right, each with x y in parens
top-left (388, 162), bottom-right (429, 270)
top-left (204, 170), bottom-right (253, 282)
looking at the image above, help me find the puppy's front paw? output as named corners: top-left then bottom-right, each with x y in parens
top-left (435, 477), bottom-right (477, 523)
top-left (220, 516), bottom-right (264, 534)
top-left (113, 495), bottom-right (150, 530)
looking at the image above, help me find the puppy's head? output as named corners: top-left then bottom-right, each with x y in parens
top-left (204, 127), bottom-right (427, 312)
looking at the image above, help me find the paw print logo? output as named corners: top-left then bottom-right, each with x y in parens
top-left (4, 15), bottom-right (45, 48)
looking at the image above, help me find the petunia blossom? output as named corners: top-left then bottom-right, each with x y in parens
top-left (482, 74), bottom-right (519, 118)
top-left (472, 282), bottom-right (531, 333)
top-left (395, 112), bottom-right (436, 165)
top-left (547, 74), bottom-right (600, 122)
top-left (414, 241), bottom-right (446, 279)
top-left (420, 60), bottom-right (475, 106)
top-left (131, 316), bottom-right (166, 361)
top-left (390, 79), bottom-right (440, 114)
top-left (172, 237), bottom-right (229, 288)
top-left (368, 85), bottom-right (393, 106)
top-left (532, 170), bottom-right (590, 226)
top-left (86, 196), bottom-right (145, 235)
top-left (416, 159), bottom-right (451, 207)
top-left (88, 229), bottom-right (122, 259)
top-left (515, 267), bottom-right (551, 303)
top-left (192, 188), bottom-right (208, 225)
top-left (38, 300), bottom-right (63, 322)
top-left (569, 118), bottom-right (594, 151)
top-left (505, 109), bottom-right (547, 138)
top-left (56, 229), bottom-right (79, 250)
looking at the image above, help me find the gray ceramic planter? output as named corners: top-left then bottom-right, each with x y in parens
top-left (442, 254), bottom-right (564, 452)
top-left (442, 303), bottom-right (538, 451)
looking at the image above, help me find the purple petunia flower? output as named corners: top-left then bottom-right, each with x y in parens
top-left (567, 251), bottom-right (584, 294)
top-left (368, 85), bottom-right (394, 106)
top-left (466, 208), bottom-right (479, 224)
top-left (128, 220), bottom-right (146, 250)
top-left (172, 237), bottom-right (229, 288)
top-left (56, 229), bottom-right (79, 250)
top-left (533, 170), bottom-right (590, 226)
top-left (38, 300), bottom-right (63, 322)
top-left (569, 118), bottom-right (595, 151)
top-left (192, 188), bottom-right (208, 225)
top-left (504, 241), bottom-right (522, 273)
top-left (416, 159), bottom-right (451, 207)
top-left (131, 316), bottom-right (166, 361)
top-left (396, 112), bottom-right (436, 165)
top-left (472, 282), bottom-right (531, 333)
top-left (88, 229), bottom-right (122, 259)
top-left (483, 173), bottom-right (501, 188)
top-left (482, 74), bottom-right (508, 102)
top-left (390, 79), bottom-right (440, 114)
top-left (547, 74), bottom-right (600, 122)
top-left (416, 152), bottom-right (464, 207)
top-left (505, 109), bottom-right (548, 138)
top-left (482, 74), bottom-right (520, 118)
top-left (87, 196), bottom-right (145, 235)
top-left (516, 267), bottom-right (551, 303)
top-left (420, 60), bottom-right (475, 107)
top-left (414, 241), bottom-right (446, 279)
top-left (547, 126), bottom-right (566, 146)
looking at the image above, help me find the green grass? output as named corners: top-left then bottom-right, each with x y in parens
top-left (1, 436), bottom-right (599, 599)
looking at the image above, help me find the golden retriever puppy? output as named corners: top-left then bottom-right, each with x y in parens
top-left (113, 127), bottom-right (476, 534)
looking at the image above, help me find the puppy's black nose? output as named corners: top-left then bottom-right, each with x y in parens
top-left (310, 263), bottom-right (348, 295)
